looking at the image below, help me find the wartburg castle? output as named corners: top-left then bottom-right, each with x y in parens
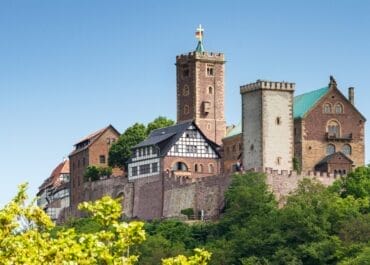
top-left (37, 26), bottom-right (366, 222)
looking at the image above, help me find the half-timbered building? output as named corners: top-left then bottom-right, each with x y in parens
top-left (128, 120), bottom-right (221, 180)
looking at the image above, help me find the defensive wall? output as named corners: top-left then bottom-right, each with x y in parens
top-left (71, 168), bottom-right (341, 221)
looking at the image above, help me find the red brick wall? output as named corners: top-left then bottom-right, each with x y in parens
top-left (298, 87), bottom-right (365, 172)
top-left (69, 127), bottom-right (122, 214)
top-left (222, 134), bottom-right (242, 174)
top-left (176, 53), bottom-right (226, 145)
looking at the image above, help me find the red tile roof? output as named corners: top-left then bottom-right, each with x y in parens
top-left (38, 159), bottom-right (69, 191)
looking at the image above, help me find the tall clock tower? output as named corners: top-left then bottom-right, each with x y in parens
top-left (176, 25), bottom-right (226, 145)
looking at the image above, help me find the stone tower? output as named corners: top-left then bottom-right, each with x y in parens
top-left (176, 25), bottom-right (226, 145)
top-left (240, 80), bottom-right (295, 171)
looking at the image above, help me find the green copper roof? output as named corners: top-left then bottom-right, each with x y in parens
top-left (293, 86), bottom-right (329, 119)
top-left (224, 123), bottom-right (242, 139)
top-left (195, 41), bottom-right (204, 52)
top-left (222, 87), bottom-right (330, 139)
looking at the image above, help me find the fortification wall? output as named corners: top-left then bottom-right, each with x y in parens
top-left (77, 168), bottom-right (340, 222)
top-left (82, 177), bottom-right (134, 217)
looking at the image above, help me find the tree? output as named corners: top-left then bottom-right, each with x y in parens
top-left (162, 248), bottom-right (211, 265)
top-left (108, 116), bottom-right (174, 170)
top-left (1, 184), bottom-right (211, 265)
top-left (108, 123), bottom-right (147, 169)
top-left (0, 183), bottom-right (146, 264)
top-left (146, 116), bottom-right (174, 135)
top-left (330, 165), bottom-right (370, 199)
top-left (84, 165), bottom-right (113, 181)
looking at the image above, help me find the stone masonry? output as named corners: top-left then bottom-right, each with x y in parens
top-left (176, 52), bottom-right (226, 145)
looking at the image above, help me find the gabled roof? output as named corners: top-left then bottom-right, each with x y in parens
top-left (293, 86), bottom-right (329, 119)
top-left (316, 151), bottom-right (353, 166)
top-left (69, 124), bottom-right (120, 156)
top-left (131, 120), bottom-right (220, 158)
top-left (38, 160), bottom-right (69, 192)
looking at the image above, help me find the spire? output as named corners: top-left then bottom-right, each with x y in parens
top-left (195, 24), bottom-right (205, 52)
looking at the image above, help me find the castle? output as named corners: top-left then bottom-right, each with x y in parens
top-left (38, 26), bottom-right (366, 222)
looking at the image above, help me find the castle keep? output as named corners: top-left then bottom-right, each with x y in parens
top-left (38, 26), bottom-right (366, 221)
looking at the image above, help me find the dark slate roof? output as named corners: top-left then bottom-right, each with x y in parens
top-left (316, 152), bottom-right (353, 166)
top-left (132, 120), bottom-right (220, 158)
top-left (133, 133), bottom-right (176, 148)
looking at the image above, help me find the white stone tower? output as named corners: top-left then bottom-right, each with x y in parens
top-left (240, 80), bottom-right (295, 171)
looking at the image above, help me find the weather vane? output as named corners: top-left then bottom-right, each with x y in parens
top-left (195, 24), bottom-right (205, 52)
top-left (195, 24), bottom-right (204, 42)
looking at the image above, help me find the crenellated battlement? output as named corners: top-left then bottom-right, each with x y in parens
top-left (176, 51), bottom-right (225, 62)
top-left (240, 80), bottom-right (295, 94)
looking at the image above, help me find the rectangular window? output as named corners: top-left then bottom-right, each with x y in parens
top-left (132, 166), bottom-right (138, 176)
top-left (139, 164), bottom-right (150, 175)
top-left (206, 64), bottom-right (214, 76)
top-left (152, 146), bottom-right (156, 155)
top-left (174, 144), bottom-right (179, 153)
top-left (152, 163), bottom-right (158, 173)
top-left (99, 155), bottom-right (106, 164)
top-left (186, 145), bottom-right (197, 153)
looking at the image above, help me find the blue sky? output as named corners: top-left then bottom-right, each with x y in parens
top-left (1, 0), bottom-right (369, 206)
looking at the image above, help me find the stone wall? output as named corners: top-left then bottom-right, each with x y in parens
top-left (78, 167), bottom-right (340, 221)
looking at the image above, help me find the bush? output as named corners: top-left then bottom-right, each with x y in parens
top-left (181, 208), bottom-right (195, 219)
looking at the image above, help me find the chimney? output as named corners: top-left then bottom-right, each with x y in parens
top-left (348, 87), bottom-right (354, 105)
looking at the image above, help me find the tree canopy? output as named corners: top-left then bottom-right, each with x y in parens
top-left (0, 183), bottom-right (210, 265)
top-left (108, 116), bottom-right (174, 170)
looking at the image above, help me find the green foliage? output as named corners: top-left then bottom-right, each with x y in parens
top-left (1, 184), bottom-right (211, 265)
top-left (292, 157), bottom-right (301, 173)
top-left (330, 165), bottom-right (370, 199)
top-left (108, 116), bottom-right (174, 170)
top-left (109, 123), bottom-right (147, 169)
top-left (0, 183), bottom-right (146, 264)
top-left (146, 116), bottom-right (175, 135)
top-left (181, 208), bottom-right (195, 219)
top-left (162, 248), bottom-right (211, 265)
top-left (84, 165), bottom-right (113, 181)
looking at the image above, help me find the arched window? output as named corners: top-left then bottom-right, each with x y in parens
top-left (327, 144), bottom-right (336, 155)
top-left (194, 164), bottom-right (198, 172)
top-left (184, 105), bottom-right (189, 114)
top-left (327, 120), bottom-right (341, 138)
top-left (342, 144), bottom-right (352, 156)
top-left (323, 103), bottom-right (332, 113)
top-left (335, 103), bottom-right (343, 114)
top-left (208, 86), bottom-right (213, 94)
top-left (183, 85), bottom-right (189, 96)
top-left (172, 162), bottom-right (188, 171)
top-left (208, 164), bottom-right (214, 173)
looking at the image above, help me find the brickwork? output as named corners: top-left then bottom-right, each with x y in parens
top-left (222, 134), bottom-right (243, 174)
top-left (176, 52), bottom-right (226, 145)
top-left (163, 156), bottom-right (221, 178)
top-left (78, 167), bottom-right (341, 221)
top-left (69, 126), bottom-right (122, 215)
top-left (295, 87), bottom-right (365, 172)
